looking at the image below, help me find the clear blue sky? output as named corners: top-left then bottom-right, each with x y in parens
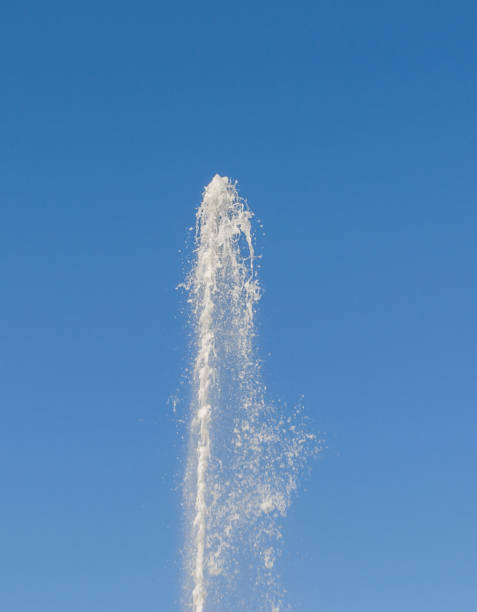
top-left (1, 1), bottom-right (476, 610)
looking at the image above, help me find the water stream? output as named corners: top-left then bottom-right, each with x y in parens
top-left (183, 175), bottom-right (316, 611)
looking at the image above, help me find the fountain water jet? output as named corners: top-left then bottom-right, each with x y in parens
top-left (183, 175), bottom-right (316, 611)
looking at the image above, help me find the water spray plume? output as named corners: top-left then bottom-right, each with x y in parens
top-left (183, 175), bottom-right (317, 611)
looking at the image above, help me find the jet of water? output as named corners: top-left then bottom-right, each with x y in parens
top-left (183, 175), bottom-right (317, 611)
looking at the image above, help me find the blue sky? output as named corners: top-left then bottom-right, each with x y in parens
top-left (1, 1), bottom-right (476, 610)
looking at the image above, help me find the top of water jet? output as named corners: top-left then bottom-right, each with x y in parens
top-left (203, 174), bottom-right (231, 204)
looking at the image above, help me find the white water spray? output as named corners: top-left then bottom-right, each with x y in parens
top-left (184, 176), bottom-right (317, 611)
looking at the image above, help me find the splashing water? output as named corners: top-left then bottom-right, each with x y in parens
top-left (183, 175), bottom-right (317, 611)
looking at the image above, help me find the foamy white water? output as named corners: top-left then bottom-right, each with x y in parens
top-left (183, 175), bottom-right (317, 611)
